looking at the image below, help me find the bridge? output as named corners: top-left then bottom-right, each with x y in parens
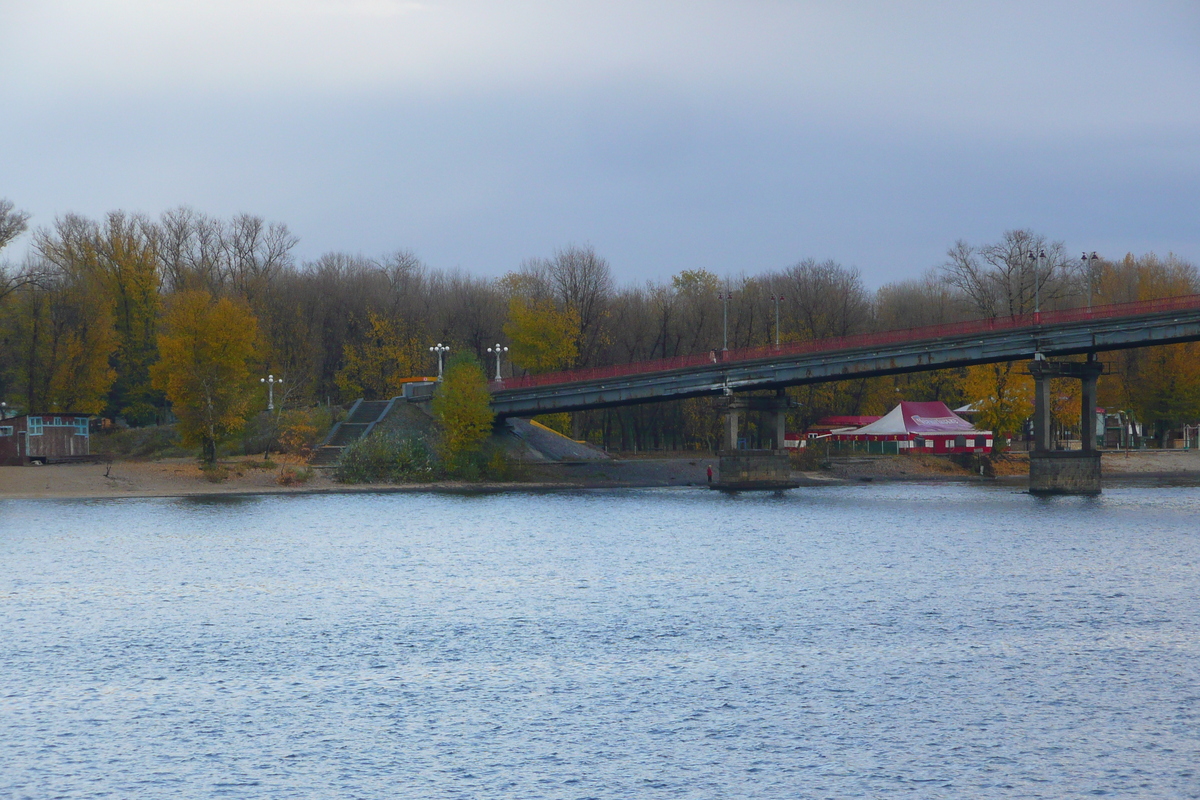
top-left (490, 295), bottom-right (1200, 495)
top-left (490, 295), bottom-right (1200, 417)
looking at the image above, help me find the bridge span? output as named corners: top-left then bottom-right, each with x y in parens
top-left (490, 295), bottom-right (1200, 418)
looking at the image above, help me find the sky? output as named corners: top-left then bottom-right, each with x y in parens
top-left (2, 0), bottom-right (1198, 287)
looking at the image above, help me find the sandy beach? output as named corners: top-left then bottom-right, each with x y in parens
top-left (3, 450), bottom-right (1200, 501)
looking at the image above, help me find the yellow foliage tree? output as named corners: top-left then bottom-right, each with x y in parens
top-left (3, 278), bottom-right (117, 414)
top-left (962, 361), bottom-right (1032, 443)
top-left (503, 297), bottom-right (579, 375)
top-left (151, 290), bottom-right (260, 463)
top-left (432, 352), bottom-right (495, 464)
top-left (335, 311), bottom-right (423, 399)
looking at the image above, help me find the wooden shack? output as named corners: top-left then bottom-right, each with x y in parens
top-left (0, 413), bottom-right (92, 466)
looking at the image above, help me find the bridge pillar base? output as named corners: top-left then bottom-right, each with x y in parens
top-left (712, 449), bottom-right (798, 491)
top-left (1029, 451), bottom-right (1101, 495)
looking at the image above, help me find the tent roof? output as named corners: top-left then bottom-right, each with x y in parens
top-left (848, 401), bottom-right (989, 436)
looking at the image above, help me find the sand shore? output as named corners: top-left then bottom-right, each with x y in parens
top-left (2, 450), bottom-right (1200, 501)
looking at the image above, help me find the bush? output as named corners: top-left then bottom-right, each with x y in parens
top-left (277, 407), bottom-right (332, 456)
top-left (333, 430), bottom-right (518, 484)
top-left (277, 465), bottom-right (314, 486)
top-left (335, 431), bottom-right (439, 484)
top-left (92, 424), bottom-right (189, 459)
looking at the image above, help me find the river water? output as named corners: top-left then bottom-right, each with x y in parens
top-left (2, 484), bottom-right (1199, 799)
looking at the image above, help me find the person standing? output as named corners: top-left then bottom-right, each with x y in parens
top-left (706, 464), bottom-right (713, 484)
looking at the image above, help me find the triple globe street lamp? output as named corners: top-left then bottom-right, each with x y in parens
top-left (260, 374), bottom-right (283, 411)
top-left (429, 343), bottom-right (450, 380)
top-left (487, 344), bottom-right (509, 382)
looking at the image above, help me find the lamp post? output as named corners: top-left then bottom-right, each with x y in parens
top-left (487, 343), bottom-right (508, 381)
top-left (260, 374), bottom-right (282, 411)
top-left (1028, 249), bottom-right (1047, 320)
top-left (770, 294), bottom-right (784, 347)
top-left (0, 401), bottom-right (6, 420)
top-left (718, 291), bottom-right (732, 351)
top-left (1083, 251), bottom-right (1099, 310)
top-left (429, 343), bottom-right (450, 380)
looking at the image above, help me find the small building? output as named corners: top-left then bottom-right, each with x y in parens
top-left (785, 415), bottom-right (882, 449)
top-left (0, 413), bottom-right (92, 466)
top-left (833, 401), bottom-right (993, 454)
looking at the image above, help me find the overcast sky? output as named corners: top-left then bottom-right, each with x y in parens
top-left (3, 0), bottom-right (1198, 287)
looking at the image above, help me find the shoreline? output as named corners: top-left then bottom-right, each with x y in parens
top-left (2, 450), bottom-right (1200, 501)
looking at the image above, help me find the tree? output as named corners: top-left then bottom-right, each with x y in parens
top-left (431, 352), bottom-right (495, 465)
top-left (0, 199), bottom-right (34, 306)
top-left (962, 361), bottom-right (1032, 444)
top-left (503, 296), bottom-right (579, 374)
top-left (335, 310), bottom-right (422, 399)
top-left (151, 290), bottom-right (260, 463)
top-left (2, 269), bottom-right (117, 413)
top-left (34, 212), bottom-right (163, 421)
top-left (942, 230), bottom-right (1077, 318)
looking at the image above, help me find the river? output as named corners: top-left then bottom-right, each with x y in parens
top-left (2, 484), bottom-right (1199, 798)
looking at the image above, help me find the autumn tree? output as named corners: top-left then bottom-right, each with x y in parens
top-left (151, 290), bottom-right (259, 463)
top-left (2, 266), bottom-right (116, 414)
top-left (335, 310), bottom-right (423, 399)
top-left (503, 296), bottom-right (579, 374)
top-left (431, 351), bottom-right (495, 466)
top-left (34, 212), bottom-right (163, 421)
top-left (961, 361), bottom-right (1033, 445)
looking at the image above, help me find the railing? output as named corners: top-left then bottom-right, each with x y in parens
top-left (495, 294), bottom-right (1200, 392)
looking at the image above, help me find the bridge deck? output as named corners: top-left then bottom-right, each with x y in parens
top-left (490, 294), bottom-right (1200, 418)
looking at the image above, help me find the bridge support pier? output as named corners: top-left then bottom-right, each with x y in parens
top-left (1028, 357), bottom-right (1104, 495)
top-left (713, 392), bottom-right (798, 490)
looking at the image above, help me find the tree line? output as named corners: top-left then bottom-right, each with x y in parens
top-left (2, 198), bottom-right (1198, 454)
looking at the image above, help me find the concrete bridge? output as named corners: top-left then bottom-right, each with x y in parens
top-left (489, 295), bottom-right (1200, 494)
top-left (490, 295), bottom-right (1200, 417)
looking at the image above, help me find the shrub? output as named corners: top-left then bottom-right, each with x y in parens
top-left (277, 407), bottom-right (331, 456)
top-left (334, 431), bottom-right (439, 484)
top-left (277, 465), bottom-right (314, 486)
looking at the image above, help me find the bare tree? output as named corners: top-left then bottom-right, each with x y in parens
top-left (942, 230), bottom-right (1076, 318)
top-left (0, 199), bottom-right (35, 302)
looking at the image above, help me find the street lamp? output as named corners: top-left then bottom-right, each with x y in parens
top-left (260, 374), bottom-right (282, 411)
top-left (1028, 249), bottom-right (1047, 320)
top-left (717, 291), bottom-right (732, 351)
top-left (429, 343), bottom-right (450, 380)
top-left (0, 401), bottom-right (6, 420)
top-left (487, 343), bottom-right (508, 381)
top-left (1083, 251), bottom-right (1099, 310)
top-left (769, 294), bottom-right (785, 347)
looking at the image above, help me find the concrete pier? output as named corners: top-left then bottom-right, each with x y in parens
top-left (712, 391), bottom-right (798, 490)
top-left (1028, 357), bottom-right (1104, 495)
top-left (713, 449), bottom-right (798, 491)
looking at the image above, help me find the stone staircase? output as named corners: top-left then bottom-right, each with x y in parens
top-left (309, 398), bottom-right (396, 466)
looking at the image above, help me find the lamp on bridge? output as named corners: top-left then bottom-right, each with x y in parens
top-left (429, 343), bottom-right (450, 380)
top-left (1028, 249), bottom-right (1048, 320)
top-left (1083, 252), bottom-right (1100, 310)
top-left (718, 291), bottom-right (733, 351)
top-left (487, 343), bottom-right (509, 382)
top-left (770, 294), bottom-right (785, 347)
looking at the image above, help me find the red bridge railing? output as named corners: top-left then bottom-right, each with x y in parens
top-left (495, 294), bottom-right (1200, 391)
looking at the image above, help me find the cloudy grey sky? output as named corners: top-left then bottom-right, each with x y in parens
top-left (3, 0), bottom-right (1198, 286)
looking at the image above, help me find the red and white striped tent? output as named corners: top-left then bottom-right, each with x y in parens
top-left (833, 401), bottom-right (993, 454)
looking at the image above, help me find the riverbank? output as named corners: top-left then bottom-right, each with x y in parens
top-left (3, 450), bottom-right (1200, 500)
